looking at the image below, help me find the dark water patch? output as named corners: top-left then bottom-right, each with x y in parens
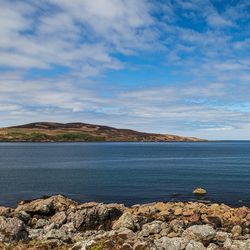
top-left (0, 142), bottom-right (249, 207)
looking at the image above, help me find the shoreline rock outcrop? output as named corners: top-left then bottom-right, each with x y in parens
top-left (0, 195), bottom-right (249, 249)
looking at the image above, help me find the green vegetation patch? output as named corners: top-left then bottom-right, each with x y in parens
top-left (0, 130), bottom-right (106, 142)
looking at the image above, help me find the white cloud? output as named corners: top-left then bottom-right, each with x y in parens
top-left (0, 0), bottom-right (250, 139)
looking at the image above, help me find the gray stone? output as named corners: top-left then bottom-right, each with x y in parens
top-left (185, 240), bottom-right (206, 250)
top-left (140, 221), bottom-right (162, 237)
top-left (207, 243), bottom-right (218, 250)
top-left (112, 212), bottom-right (138, 231)
top-left (0, 216), bottom-right (28, 242)
top-left (182, 225), bottom-right (216, 243)
top-left (44, 228), bottom-right (72, 243)
top-left (71, 239), bottom-right (96, 250)
top-left (68, 203), bottom-right (123, 231)
top-left (155, 236), bottom-right (189, 250)
top-left (215, 231), bottom-right (229, 242)
top-left (35, 218), bottom-right (50, 228)
top-left (51, 211), bottom-right (67, 226)
top-left (229, 239), bottom-right (250, 250)
top-left (169, 220), bottom-right (184, 234)
top-left (28, 228), bottom-right (44, 239)
top-left (15, 211), bottom-right (31, 223)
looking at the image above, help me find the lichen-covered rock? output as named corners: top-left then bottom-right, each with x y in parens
top-left (140, 221), bottom-right (162, 237)
top-left (16, 194), bottom-right (77, 216)
top-left (182, 225), bottom-right (216, 244)
top-left (68, 203), bottom-right (123, 231)
top-left (51, 211), bottom-right (67, 226)
top-left (185, 240), bottom-right (206, 250)
top-left (35, 218), bottom-right (50, 229)
top-left (43, 228), bottom-right (72, 243)
top-left (112, 212), bottom-right (138, 231)
top-left (0, 216), bottom-right (28, 242)
top-left (155, 236), bottom-right (189, 250)
top-left (16, 198), bottom-right (55, 215)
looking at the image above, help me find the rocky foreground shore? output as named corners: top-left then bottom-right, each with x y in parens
top-left (0, 195), bottom-right (249, 250)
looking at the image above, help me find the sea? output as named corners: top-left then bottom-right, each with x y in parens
top-left (0, 141), bottom-right (249, 207)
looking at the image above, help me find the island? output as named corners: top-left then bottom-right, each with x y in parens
top-left (0, 122), bottom-right (205, 142)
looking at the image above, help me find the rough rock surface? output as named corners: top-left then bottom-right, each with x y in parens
top-left (0, 195), bottom-right (249, 249)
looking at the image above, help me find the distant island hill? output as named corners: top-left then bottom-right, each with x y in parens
top-left (0, 122), bottom-right (205, 142)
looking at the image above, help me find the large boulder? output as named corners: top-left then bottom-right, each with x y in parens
top-left (16, 198), bottom-right (55, 216)
top-left (16, 194), bottom-right (77, 216)
top-left (182, 225), bottom-right (216, 244)
top-left (50, 211), bottom-right (67, 226)
top-left (112, 212), bottom-right (138, 231)
top-left (68, 203), bottom-right (124, 231)
top-left (0, 216), bottom-right (28, 242)
top-left (155, 236), bottom-right (189, 250)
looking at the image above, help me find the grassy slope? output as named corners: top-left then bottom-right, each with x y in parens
top-left (0, 122), bottom-right (205, 142)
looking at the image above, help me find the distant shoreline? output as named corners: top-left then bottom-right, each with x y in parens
top-left (0, 121), bottom-right (206, 142)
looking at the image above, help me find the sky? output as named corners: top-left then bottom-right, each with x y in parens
top-left (0, 0), bottom-right (250, 140)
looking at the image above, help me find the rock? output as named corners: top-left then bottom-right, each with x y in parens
top-left (207, 243), bottom-right (219, 250)
top-left (174, 208), bottom-right (183, 216)
top-left (44, 222), bottom-right (57, 233)
top-left (133, 241), bottom-right (148, 250)
top-left (117, 228), bottom-right (135, 240)
top-left (0, 216), bottom-right (28, 242)
top-left (121, 242), bottom-right (133, 250)
top-left (35, 218), bottom-right (50, 229)
top-left (112, 212), bottom-right (138, 231)
top-left (231, 225), bottom-right (242, 237)
top-left (16, 198), bottom-right (55, 215)
top-left (71, 239), bottom-right (96, 250)
top-left (44, 229), bottom-right (72, 243)
top-left (205, 216), bottom-right (222, 228)
top-left (192, 188), bottom-right (207, 195)
top-left (0, 206), bottom-right (12, 216)
top-left (14, 211), bottom-right (31, 223)
top-left (229, 239), bottom-right (250, 250)
top-left (60, 222), bottom-right (77, 233)
top-left (185, 240), bottom-right (206, 250)
top-left (28, 228), bottom-right (44, 239)
top-left (16, 194), bottom-right (77, 216)
top-left (182, 225), bottom-right (216, 244)
top-left (140, 221), bottom-right (162, 237)
top-left (155, 236), bottom-right (189, 250)
top-left (183, 209), bottom-right (194, 217)
top-left (51, 211), bottom-right (67, 226)
top-left (169, 220), bottom-right (184, 234)
top-left (68, 203), bottom-right (123, 231)
top-left (215, 231), bottom-right (229, 242)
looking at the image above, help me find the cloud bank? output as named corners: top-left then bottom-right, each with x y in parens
top-left (0, 0), bottom-right (250, 139)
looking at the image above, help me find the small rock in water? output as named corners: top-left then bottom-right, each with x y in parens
top-left (192, 187), bottom-right (207, 195)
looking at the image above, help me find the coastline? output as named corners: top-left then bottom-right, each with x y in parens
top-left (0, 195), bottom-right (249, 249)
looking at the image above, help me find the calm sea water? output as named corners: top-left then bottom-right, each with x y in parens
top-left (0, 142), bottom-right (249, 207)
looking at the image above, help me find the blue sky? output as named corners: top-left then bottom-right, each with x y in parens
top-left (0, 0), bottom-right (250, 139)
